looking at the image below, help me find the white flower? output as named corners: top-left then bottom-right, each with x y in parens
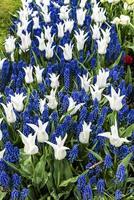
top-left (60, 43), bottom-right (73, 61)
top-left (57, 22), bottom-right (65, 38)
top-left (97, 37), bottom-right (108, 55)
top-left (64, 0), bottom-right (70, 4)
top-left (107, 0), bottom-right (120, 3)
top-left (111, 17), bottom-right (120, 25)
top-left (98, 119), bottom-right (130, 147)
top-left (74, 29), bottom-right (88, 51)
top-left (45, 134), bottom-right (69, 160)
top-left (91, 24), bottom-right (101, 40)
top-left (120, 15), bottom-right (130, 25)
top-left (46, 89), bottom-right (58, 110)
top-left (90, 84), bottom-right (104, 101)
top-left (10, 93), bottom-right (26, 112)
top-left (45, 42), bottom-right (55, 59)
top-left (0, 58), bottom-right (6, 70)
top-left (19, 131), bottom-right (39, 155)
top-left (67, 97), bottom-right (84, 115)
top-left (44, 26), bottom-right (52, 41)
top-left (79, 121), bottom-right (92, 144)
top-left (23, 66), bottom-right (34, 84)
top-left (42, 11), bottom-right (51, 23)
top-left (76, 8), bottom-right (87, 26)
top-left (49, 73), bottom-right (60, 89)
top-left (20, 32), bottom-right (31, 52)
top-left (27, 119), bottom-right (49, 143)
top-left (104, 87), bottom-right (125, 111)
top-left (34, 66), bottom-right (44, 83)
top-left (0, 149), bottom-right (5, 159)
top-left (1, 102), bottom-right (16, 124)
top-left (0, 118), bottom-right (3, 141)
top-left (95, 69), bottom-right (109, 89)
top-left (80, 0), bottom-right (87, 8)
top-left (33, 16), bottom-right (40, 29)
top-left (5, 36), bottom-right (16, 54)
top-left (36, 32), bottom-right (46, 51)
top-left (101, 27), bottom-right (111, 44)
top-left (39, 98), bottom-right (46, 114)
top-left (79, 73), bottom-right (91, 92)
top-left (64, 19), bottom-right (74, 33)
top-left (59, 5), bottom-right (70, 20)
top-left (52, 1), bottom-right (60, 8)
top-left (91, 3), bottom-right (106, 23)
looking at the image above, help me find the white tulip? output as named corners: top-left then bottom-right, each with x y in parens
top-left (23, 66), bottom-right (34, 84)
top-left (91, 3), bottom-right (106, 23)
top-left (45, 134), bottom-right (69, 160)
top-left (60, 43), bottom-right (73, 61)
top-left (98, 119), bottom-right (130, 147)
top-left (76, 8), bottom-right (87, 26)
top-left (104, 87), bottom-right (125, 111)
top-left (64, 19), bottom-right (74, 33)
top-left (39, 98), bottom-right (46, 114)
top-left (1, 103), bottom-right (16, 124)
top-left (101, 27), bottom-right (111, 44)
top-left (90, 84), bottom-right (104, 101)
top-left (67, 97), bottom-right (84, 115)
top-left (0, 149), bottom-right (5, 159)
top-left (97, 37), bottom-right (108, 54)
top-left (57, 22), bottom-right (65, 38)
top-left (33, 16), bottom-right (40, 29)
top-left (27, 119), bottom-right (49, 143)
top-left (64, 0), bottom-right (70, 4)
top-left (20, 32), bottom-right (31, 52)
top-left (42, 11), bottom-right (51, 23)
top-left (44, 26), bottom-right (52, 41)
top-left (79, 121), bottom-right (92, 144)
top-left (111, 17), bottom-right (120, 25)
top-left (120, 15), bottom-right (130, 25)
top-left (19, 131), bottom-right (39, 155)
top-left (36, 33), bottom-right (46, 51)
top-left (49, 73), bottom-right (60, 89)
top-left (45, 42), bottom-right (55, 59)
top-left (5, 36), bottom-right (16, 54)
top-left (91, 24), bottom-right (101, 40)
top-left (80, 0), bottom-right (87, 8)
top-left (59, 5), bottom-right (70, 20)
top-left (10, 93), bottom-right (26, 112)
top-left (46, 89), bottom-right (58, 110)
top-left (34, 66), bottom-right (44, 83)
top-left (74, 29), bottom-right (88, 51)
top-left (95, 69), bottom-right (109, 89)
top-left (79, 73), bottom-right (91, 92)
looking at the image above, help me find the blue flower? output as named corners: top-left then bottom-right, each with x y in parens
top-left (12, 173), bottom-right (21, 189)
top-left (104, 154), bottom-right (113, 169)
top-left (20, 188), bottom-right (29, 200)
top-left (77, 175), bottom-right (86, 193)
top-left (4, 141), bottom-right (20, 163)
top-left (116, 165), bottom-right (126, 182)
top-left (115, 189), bottom-right (122, 200)
top-left (83, 184), bottom-right (93, 200)
top-left (0, 171), bottom-right (10, 188)
top-left (68, 144), bottom-right (79, 163)
top-left (97, 179), bottom-right (105, 195)
top-left (11, 189), bottom-right (20, 200)
top-left (64, 67), bottom-right (70, 91)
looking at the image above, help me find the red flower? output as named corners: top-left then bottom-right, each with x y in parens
top-left (123, 55), bottom-right (133, 65)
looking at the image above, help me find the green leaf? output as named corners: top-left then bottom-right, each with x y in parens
top-left (119, 153), bottom-right (133, 168)
top-left (125, 66), bottom-right (132, 84)
top-left (0, 191), bottom-right (7, 200)
top-left (59, 176), bottom-right (78, 187)
top-left (121, 124), bottom-right (134, 137)
top-left (87, 149), bottom-right (103, 161)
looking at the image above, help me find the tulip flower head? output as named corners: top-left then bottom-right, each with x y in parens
top-left (27, 119), bottom-right (49, 143)
top-left (19, 131), bottom-right (39, 155)
top-left (10, 93), bottom-right (26, 112)
top-left (90, 84), bottom-right (104, 101)
top-left (60, 43), bottom-right (73, 61)
top-left (104, 87), bottom-right (125, 111)
top-left (49, 73), bottom-right (60, 89)
top-left (67, 97), bottom-right (84, 115)
top-left (23, 66), bottom-right (34, 84)
top-left (74, 29), bottom-right (88, 51)
top-left (46, 89), bottom-right (58, 109)
top-left (45, 134), bottom-right (69, 160)
top-left (34, 66), bottom-right (44, 83)
top-left (79, 121), bottom-right (92, 144)
top-left (95, 69), bottom-right (109, 89)
top-left (79, 73), bottom-right (91, 92)
top-left (0, 149), bottom-right (5, 159)
top-left (98, 119), bottom-right (130, 147)
top-left (1, 103), bottom-right (16, 124)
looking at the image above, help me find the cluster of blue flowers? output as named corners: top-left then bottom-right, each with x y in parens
top-left (0, 0), bottom-right (133, 199)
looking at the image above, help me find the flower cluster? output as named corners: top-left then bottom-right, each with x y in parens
top-left (0, 0), bottom-right (133, 199)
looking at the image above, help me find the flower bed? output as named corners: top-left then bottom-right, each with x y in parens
top-left (0, 0), bottom-right (134, 199)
